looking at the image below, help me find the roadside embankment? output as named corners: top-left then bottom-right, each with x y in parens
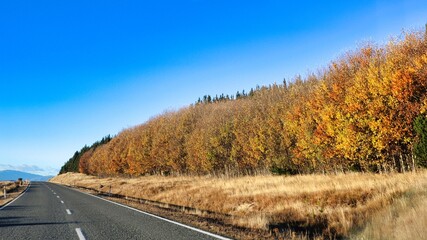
top-left (0, 181), bottom-right (30, 207)
top-left (50, 171), bottom-right (427, 239)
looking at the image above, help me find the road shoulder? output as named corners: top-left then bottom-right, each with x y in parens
top-left (0, 183), bottom-right (30, 209)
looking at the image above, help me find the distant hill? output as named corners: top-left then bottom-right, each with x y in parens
top-left (0, 170), bottom-right (53, 181)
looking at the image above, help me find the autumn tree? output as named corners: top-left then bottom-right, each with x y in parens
top-left (75, 27), bottom-right (427, 177)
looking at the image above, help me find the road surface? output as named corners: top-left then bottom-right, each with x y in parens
top-left (0, 182), bottom-right (230, 240)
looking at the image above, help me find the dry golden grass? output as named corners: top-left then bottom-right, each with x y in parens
top-left (0, 181), bottom-right (13, 187)
top-left (0, 181), bottom-right (28, 206)
top-left (352, 176), bottom-right (427, 240)
top-left (50, 171), bottom-right (427, 239)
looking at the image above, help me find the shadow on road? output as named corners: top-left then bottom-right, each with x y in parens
top-left (0, 216), bottom-right (77, 228)
top-left (0, 205), bottom-right (29, 211)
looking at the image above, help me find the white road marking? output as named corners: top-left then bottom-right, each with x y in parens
top-left (61, 200), bottom-right (64, 204)
top-left (66, 209), bottom-right (71, 215)
top-left (75, 228), bottom-right (86, 240)
top-left (67, 186), bottom-right (231, 240)
top-left (57, 196), bottom-right (60, 198)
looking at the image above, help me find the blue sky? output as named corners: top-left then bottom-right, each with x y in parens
top-left (0, 1), bottom-right (426, 176)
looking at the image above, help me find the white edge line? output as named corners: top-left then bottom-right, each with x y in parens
top-left (60, 184), bottom-right (231, 240)
top-left (76, 228), bottom-right (86, 240)
top-left (0, 183), bottom-right (31, 210)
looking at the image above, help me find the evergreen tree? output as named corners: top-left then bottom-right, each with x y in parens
top-left (414, 115), bottom-right (427, 167)
top-left (58, 135), bottom-right (113, 174)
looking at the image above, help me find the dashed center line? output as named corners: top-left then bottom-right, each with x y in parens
top-left (75, 228), bottom-right (86, 240)
top-left (57, 196), bottom-right (60, 198)
top-left (66, 209), bottom-right (71, 215)
top-left (61, 201), bottom-right (64, 204)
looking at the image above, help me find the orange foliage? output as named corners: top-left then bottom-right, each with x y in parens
top-left (80, 29), bottom-right (427, 176)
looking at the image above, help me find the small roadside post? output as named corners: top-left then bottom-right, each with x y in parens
top-left (3, 186), bottom-right (6, 199)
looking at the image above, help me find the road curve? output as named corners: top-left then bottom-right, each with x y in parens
top-left (0, 182), bottom-right (230, 240)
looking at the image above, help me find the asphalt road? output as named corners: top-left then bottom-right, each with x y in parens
top-left (0, 182), bottom-right (230, 240)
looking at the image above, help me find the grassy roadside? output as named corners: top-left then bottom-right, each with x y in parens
top-left (351, 179), bottom-right (427, 240)
top-left (0, 181), bottom-right (29, 207)
top-left (50, 171), bottom-right (427, 239)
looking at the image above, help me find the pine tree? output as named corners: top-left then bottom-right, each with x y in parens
top-left (414, 115), bottom-right (427, 167)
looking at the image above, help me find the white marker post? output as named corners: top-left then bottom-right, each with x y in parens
top-left (3, 186), bottom-right (6, 199)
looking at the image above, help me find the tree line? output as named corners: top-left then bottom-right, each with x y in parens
top-left (60, 29), bottom-right (427, 176)
top-left (195, 89), bottom-right (255, 104)
top-left (59, 135), bottom-right (112, 174)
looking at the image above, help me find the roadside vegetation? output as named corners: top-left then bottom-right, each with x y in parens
top-left (56, 27), bottom-right (427, 239)
top-left (0, 180), bottom-right (29, 207)
top-left (62, 28), bottom-right (427, 177)
top-left (353, 182), bottom-right (427, 240)
top-left (51, 171), bottom-right (427, 239)
top-left (59, 135), bottom-right (112, 174)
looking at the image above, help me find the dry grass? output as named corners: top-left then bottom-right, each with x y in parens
top-left (50, 171), bottom-right (427, 239)
top-left (0, 181), bottom-right (28, 206)
top-left (352, 177), bottom-right (427, 240)
top-left (0, 181), bottom-right (14, 188)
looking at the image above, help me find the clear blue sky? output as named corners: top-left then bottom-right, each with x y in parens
top-left (0, 0), bottom-right (426, 176)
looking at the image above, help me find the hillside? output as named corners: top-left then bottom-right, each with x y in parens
top-left (0, 170), bottom-right (52, 181)
top-left (60, 28), bottom-right (427, 177)
top-left (59, 135), bottom-right (112, 174)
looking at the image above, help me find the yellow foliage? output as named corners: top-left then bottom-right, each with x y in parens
top-left (80, 27), bottom-right (427, 176)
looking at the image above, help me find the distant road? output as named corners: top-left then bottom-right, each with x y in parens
top-left (0, 182), bottom-right (230, 240)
